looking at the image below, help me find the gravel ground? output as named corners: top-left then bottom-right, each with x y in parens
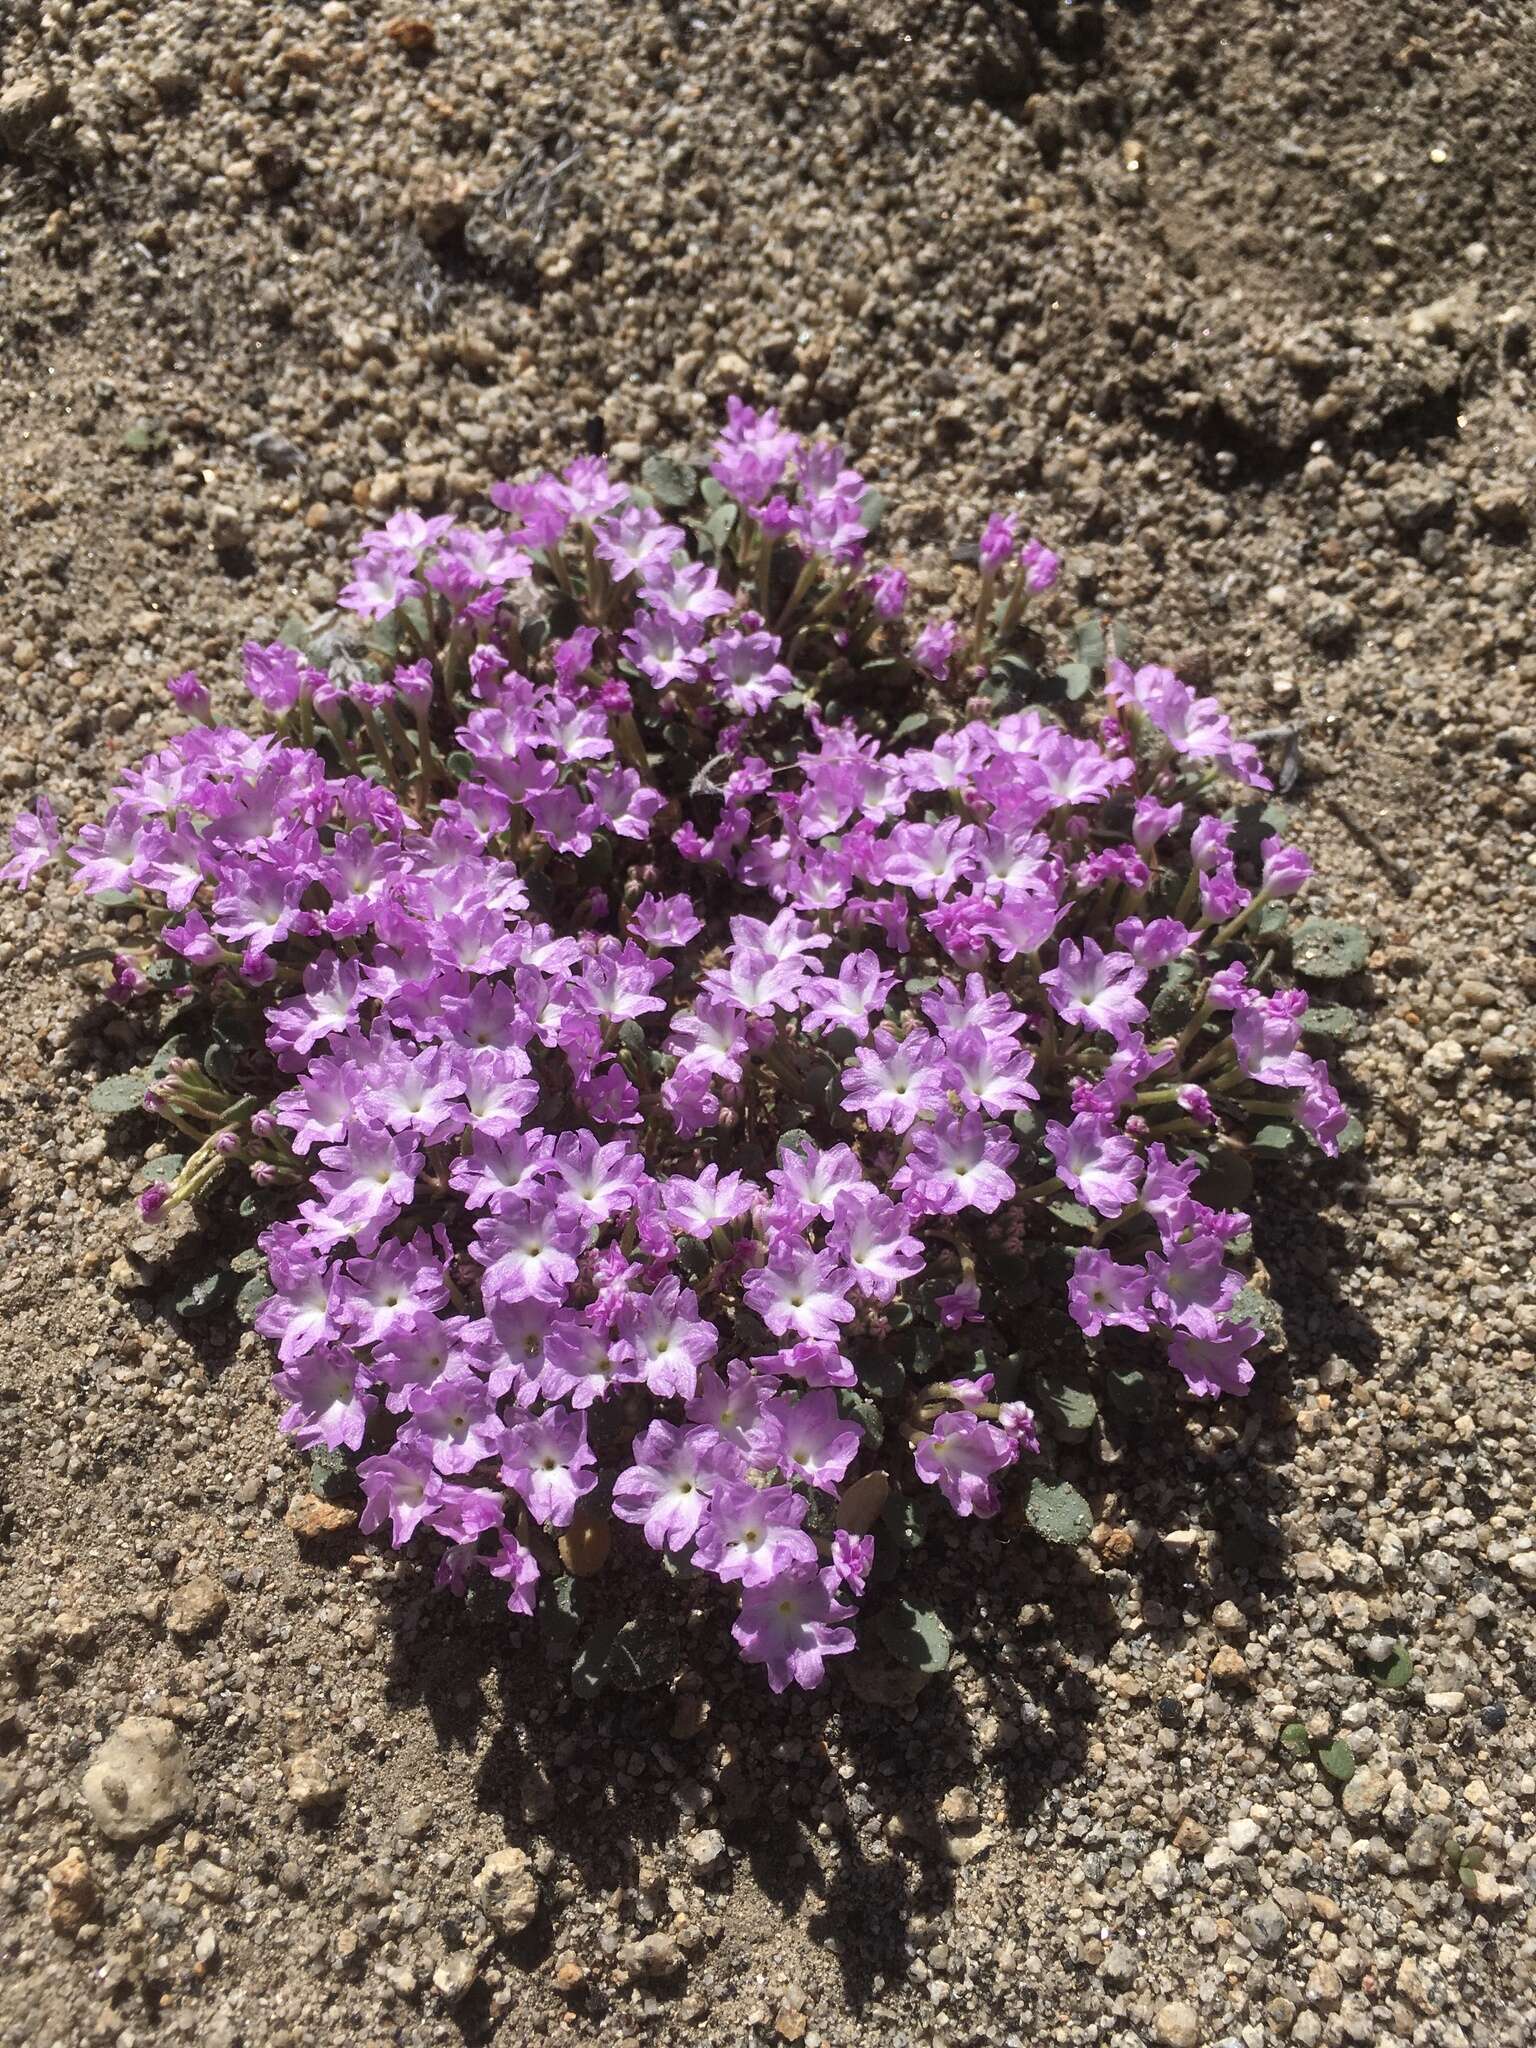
top-left (3, 3), bottom-right (1536, 2044)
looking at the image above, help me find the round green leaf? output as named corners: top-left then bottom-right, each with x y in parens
top-left (1317, 1738), bottom-right (1355, 1784)
top-left (641, 454), bottom-right (698, 508)
top-left (874, 1597), bottom-right (951, 1674)
top-left (1025, 1476), bottom-right (1093, 1548)
top-left (89, 1072), bottom-right (149, 1117)
top-left (1037, 1375), bottom-right (1098, 1439)
top-left (1291, 917), bottom-right (1370, 982)
top-left (173, 1268), bottom-right (239, 1320)
top-left (236, 1272), bottom-right (275, 1325)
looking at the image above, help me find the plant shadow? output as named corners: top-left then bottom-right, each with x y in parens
top-left (351, 1159), bottom-right (1379, 2030)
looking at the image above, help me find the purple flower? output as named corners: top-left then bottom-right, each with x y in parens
top-left (33, 398), bottom-right (1345, 1691)
top-left (979, 512), bottom-right (1018, 574)
top-left (913, 1410), bottom-right (1017, 1517)
top-left (1294, 1058), bottom-right (1349, 1156)
top-left (403, 1365), bottom-right (503, 1476)
top-left (614, 1278), bottom-right (719, 1402)
top-left (357, 1446), bottom-right (445, 1547)
top-left (273, 1346), bottom-right (375, 1452)
top-left (912, 618), bottom-right (961, 680)
top-left (612, 1421), bottom-right (742, 1552)
top-left (798, 951), bottom-right (896, 1040)
top-left (1167, 1314), bottom-right (1259, 1400)
top-left (500, 1409), bottom-right (597, 1528)
top-left (840, 1027), bottom-right (947, 1134)
top-left (866, 565), bottom-right (908, 619)
top-left (829, 1530), bottom-right (874, 1595)
top-left (943, 1026), bottom-right (1038, 1117)
top-left (1231, 990), bottom-right (1312, 1088)
top-left (760, 1390), bottom-right (861, 1493)
top-left (743, 1242), bottom-right (856, 1345)
top-left (1044, 1113), bottom-right (1143, 1218)
top-left (732, 1567), bottom-right (856, 1693)
top-left (1019, 537), bottom-right (1060, 592)
top-left (658, 1164), bottom-right (759, 1238)
top-left (1145, 1236), bottom-right (1243, 1330)
top-left (1, 796), bottom-right (60, 887)
top-left (308, 1122), bottom-right (421, 1250)
top-left (473, 1191), bottom-right (586, 1306)
top-left (694, 1479), bottom-right (818, 1587)
top-left (826, 1187), bottom-right (925, 1302)
top-left (486, 1531), bottom-right (541, 1615)
top-left (1260, 834), bottom-right (1313, 899)
top-left (1040, 938), bottom-right (1148, 1039)
top-left (1068, 1250), bottom-right (1152, 1337)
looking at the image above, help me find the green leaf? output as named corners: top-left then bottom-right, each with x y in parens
top-left (309, 1448), bottom-right (353, 1500)
top-left (1074, 615), bottom-right (1106, 669)
top-left (1279, 1721), bottom-right (1312, 1757)
top-left (1251, 899), bottom-right (1294, 941)
top-left (1364, 1644), bottom-right (1414, 1689)
top-left (879, 1493), bottom-right (928, 1554)
top-left (1193, 1145), bottom-right (1253, 1210)
top-left (859, 487), bottom-right (886, 536)
top-left (1025, 1476), bottom-right (1093, 1548)
top-left (893, 712), bottom-right (931, 741)
top-left (202, 1042), bottom-right (240, 1090)
top-left (444, 749), bottom-right (475, 780)
top-left (235, 1272), bottom-right (274, 1325)
top-left (120, 417), bottom-right (168, 458)
top-left (1317, 1738), bottom-right (1355, 1784)
top-left (1054, 661), bottom-right (1094, 702)
top-left (1248, 1120), bottom-right (1298, 1156)
top-left (538, 1575), bottom-right (587, 1661)
top-left (837, 1388), bottom-right (884, 1439)
top-left (1147, 959), bottom-right (1198, 1033)
top-left (570, 1618), bottom-right (622, 1699)
top-left (641, 455), bottom-right (698, 508)
top-left (131, 1153), bottom-right (185, 1192)
top-left (570, 1616), bottom-right (667, 1698)
top-left (874, 1597), bottom-right (951, 1674)
top-left (1046, 1197), bottom-right (1095, 1233)
top-left (857, 1349), bottom-right (906, 1403)
top-left (89, 1073), bottom-right (149, 1117)
top-left (1291, 917), bottom-right (1371, 982)
top-left (699, 500), bottom-right (738, 553)
top-left (607, 1619), bottom-right (670, 1694)
top-left (1104, 1364), bottom-right (1151, 1414)
top-left (1301, 1003), bottom-right (1358, 1049)
top-left (173, 1268), bottom-right (239, 1320)
top-left (1036, 1375), bottom-right (1098, 1439)
top-left (149, 1036), bottom-right (195, 1080)
top-left (1232, 1283), bottom-right (1286, 1353)
top-left (1335, 1115), bottom-right (1365, 1155)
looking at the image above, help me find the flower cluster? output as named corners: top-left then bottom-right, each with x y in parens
top-left (6, 400), bottom-right (1347, 1693)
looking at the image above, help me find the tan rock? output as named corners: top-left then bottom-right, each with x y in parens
top-left (284, 1493), bottom-right (357, 1540)
top-left (81, 1718), bottom-right (193, 1843)
top-left (472, 1846), bottom-right (539, 1936)
top-left (166, 1576), bottom-right (229, 1640)
top-left (45, 1848), bottom-right (99, 1936)
top-left (1209, 1645), bottom-right (1252, 1689)
top-left (285, 1749), bottom-right (347, 1812)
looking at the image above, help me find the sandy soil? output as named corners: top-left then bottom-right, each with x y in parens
top-left (2, 3), bottom-right (1535, 2044)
